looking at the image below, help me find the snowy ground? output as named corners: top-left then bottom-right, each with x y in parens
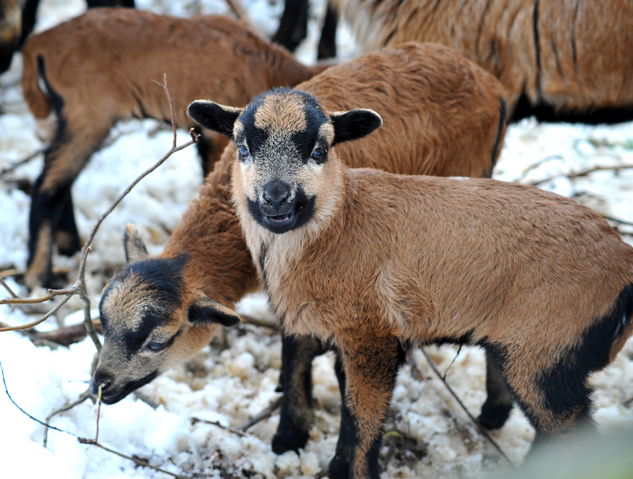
top-left (1, 1), bottom-right (633, 478)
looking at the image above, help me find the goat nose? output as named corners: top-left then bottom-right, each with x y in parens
top-left (263, 191), bottom-right (289, 210)
top-left (91, 370), bottom-right (112, 395)
top-left (263, 182), bottom-right (291, 211)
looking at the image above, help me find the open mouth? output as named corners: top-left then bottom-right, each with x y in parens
top-left (265, 211), bottom-right (293, 224)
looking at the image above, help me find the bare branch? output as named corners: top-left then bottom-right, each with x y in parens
top-left (236, 396), bottom-right (283, 431)
top-left (416, 347), bottom-right (516, 468)
top-left (0, 294), bottom-right (73, 332)
top-left (526, 163), bottom-right (633, 186)
top-left (0, 268), bottom-right (20, 279)
top-left (0, 278), bottom-right (18, 299)
top-left (0, 145), bottom-right (47, 178)
top-left (44, 388), bottom-right (93, 448)
top-left (224, 0), bottom-right (248, 23)
top-left (239, 314), bottom-right (280, 330)
top-left (190, 417), bottom-right (248, 438)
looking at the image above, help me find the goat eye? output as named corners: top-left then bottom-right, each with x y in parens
top-left (147, 341), bottom-right (166, 352)
top-left (239, 145), bottom-right (249, 158)
top-left (312, 147), bottom-right (325, 161)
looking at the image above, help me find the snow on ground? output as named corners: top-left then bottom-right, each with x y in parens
top-left (1, 1), bottom-right (633, 478)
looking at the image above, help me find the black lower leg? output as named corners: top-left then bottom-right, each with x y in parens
top-left (55, 187), bottom-right (81, 256)
top-left (272, 332), bottom-right (327, 454)
top-left (479, 348), bottom-right (514, 429)
top-left (328, 351), bottom-right (351, 479)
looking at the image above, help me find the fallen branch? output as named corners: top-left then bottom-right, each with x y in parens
top-left (239, 313), bottom-right (280, 330)
top-left (191, 417), bottom-right (248, 438)
top-left (236, 395), bottom-right (283, 431)
top-left (416, 347), bottom-right (516, 468)
top-left (43, 388), bottom-right (93, 448)
top-left (0, 145), bottom-right (47, 178)
top-left (526, 163), bottom-right (633, 187)
top-left (26, 320), bottom-right (103, 347)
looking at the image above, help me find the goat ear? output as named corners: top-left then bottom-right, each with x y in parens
top-left (187, 100), bottom-right (243, 139)
top-left (188, 295), bottom-right (241, 327)
top-left (123, 223), bottom-right (149, 264)
top-left (330, 109), bottom-right (382, 147)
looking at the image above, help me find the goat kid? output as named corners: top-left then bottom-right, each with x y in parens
top-left (190, 89), bottom-right (633, 479)
top-left (20, 8), bottom-right (324, 289)
top-left (93, 43), bottom-right (508, 453)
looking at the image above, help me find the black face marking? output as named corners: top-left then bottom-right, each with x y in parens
top-left (97, 370), bottom-right (160, 405)
top-left (99, 255), bottom-right (188, 353)
top-left (247, 186), bottom-right (316, 234)
top-left (237, 89), bottom-right (331, 163)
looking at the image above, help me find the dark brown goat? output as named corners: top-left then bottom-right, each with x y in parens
top-left (193, 88), bottom-right (633, 479)
top-left (20, 8), bottom-right (324, 289)
top-left (92, 42), bottom-right (508, 455)
top-left (331, 0), bottom-right (633, 123)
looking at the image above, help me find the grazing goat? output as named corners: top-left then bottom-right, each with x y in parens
top-left (329, 0), bottom-right (633, 123)
top-left (20, 8), bottom-right (324, 289)
top-left (0, 0), bottom-right (134, 74)
top-left (190, 88), bottom-right (633, 479)
top-left (92, 42), bottom-right (508, 452)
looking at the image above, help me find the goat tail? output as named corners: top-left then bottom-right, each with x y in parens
top-left (20, 47), bottom-right (51, 118)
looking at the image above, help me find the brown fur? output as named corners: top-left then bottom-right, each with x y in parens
top-left (331, 0), bottom-right (633, 118)
top-left (94, 43), bottom-right (507, 418)
top-left (225, 89), bottom-right (633, 477)
top-left (21, 8), bottom-right (325, 289)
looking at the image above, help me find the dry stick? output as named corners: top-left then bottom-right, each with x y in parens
top-left (0, 145), bottom-right (48, 178)
top-left (224, 0), bottom-right (248, 22)
top-left (406, 352), bottom-right (425, 381)
top-left (239, 313), bottom-right (280, 330)
top-left (0, 278), bottom-right (18, 299)
top-left (1, 76), bottom-right (204, 478)
top-left (0, 268), bottom-right (20, 279)
top-left (190, 417), bottom-right (248, 438)
top-left (43, 388), bottom-right (93, 448)
top-left (236, 396), bottom-right (283, 432)
top-left (513, 154), bottom-right (564, 183)
top-left (0, 74), bottom-right (199, 341)
top-left (417, 347), bottom-right (516, 468)
top-left (527, 163), bottom-right (633, 186)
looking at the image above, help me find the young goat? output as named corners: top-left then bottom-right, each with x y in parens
top-left (330, 0), bottom-right (633, 123)
top-left (92, 43), bottom-right (509, 452)
top-left (190, 89), bottom-right (633, 479)
top-left (20, 8), bottom-right (324, 288)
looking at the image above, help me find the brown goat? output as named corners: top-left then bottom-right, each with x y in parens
top-left (20, 8), bottom-right (324, 289)
top-left (192, 88), bottom-right (633, 479)
top-left (331, 0), bottom-right (633, 123)
top-left (0, 0), bottom-right (134, 74)
top-left (93, 42), bottom-right (508, 455)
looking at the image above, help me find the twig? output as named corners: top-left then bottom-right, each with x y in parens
top-left (512, 154), bottom-right (563, 183)
top-left (191, 417), bottom-right (248, 438)
top-left (236, 395), bottom-right (283, 431)
top-left (239, 314), bottom-right (280, 330)
top-left (0, 269), bottom-right (20, 279)
top-left (0, 357), bottom-right (74, 436)
top-left (223, 0), bottom-right (248, 22)
top-left (602, 215), bottom-right (633, 228)
top-left (526, 163), bottom-right (633, 186)
top-left (43, 388), bottom-right (93, 448)
top-left (0, 293), bottom-right (74, 332)
top-left (417, 347), bottom-right (516, 468)
top-left (0, 278), bottom-right (18, 299)
top-left (442, 344), bottom-right (463, 380)
top-left (0, 74), bottom-right (199, 341)
top-left (0, 145), bottom-right (47, 178)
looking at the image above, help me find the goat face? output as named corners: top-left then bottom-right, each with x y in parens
top-left (92, 225), bottom-right (240, 404)
top-left (187, 89), bottom-right (382, 234)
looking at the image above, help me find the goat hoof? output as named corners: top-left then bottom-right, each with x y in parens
top-left (478, 402), bottom-right (513, 430)
top-left (271, 428), bottom-right (310, 454)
